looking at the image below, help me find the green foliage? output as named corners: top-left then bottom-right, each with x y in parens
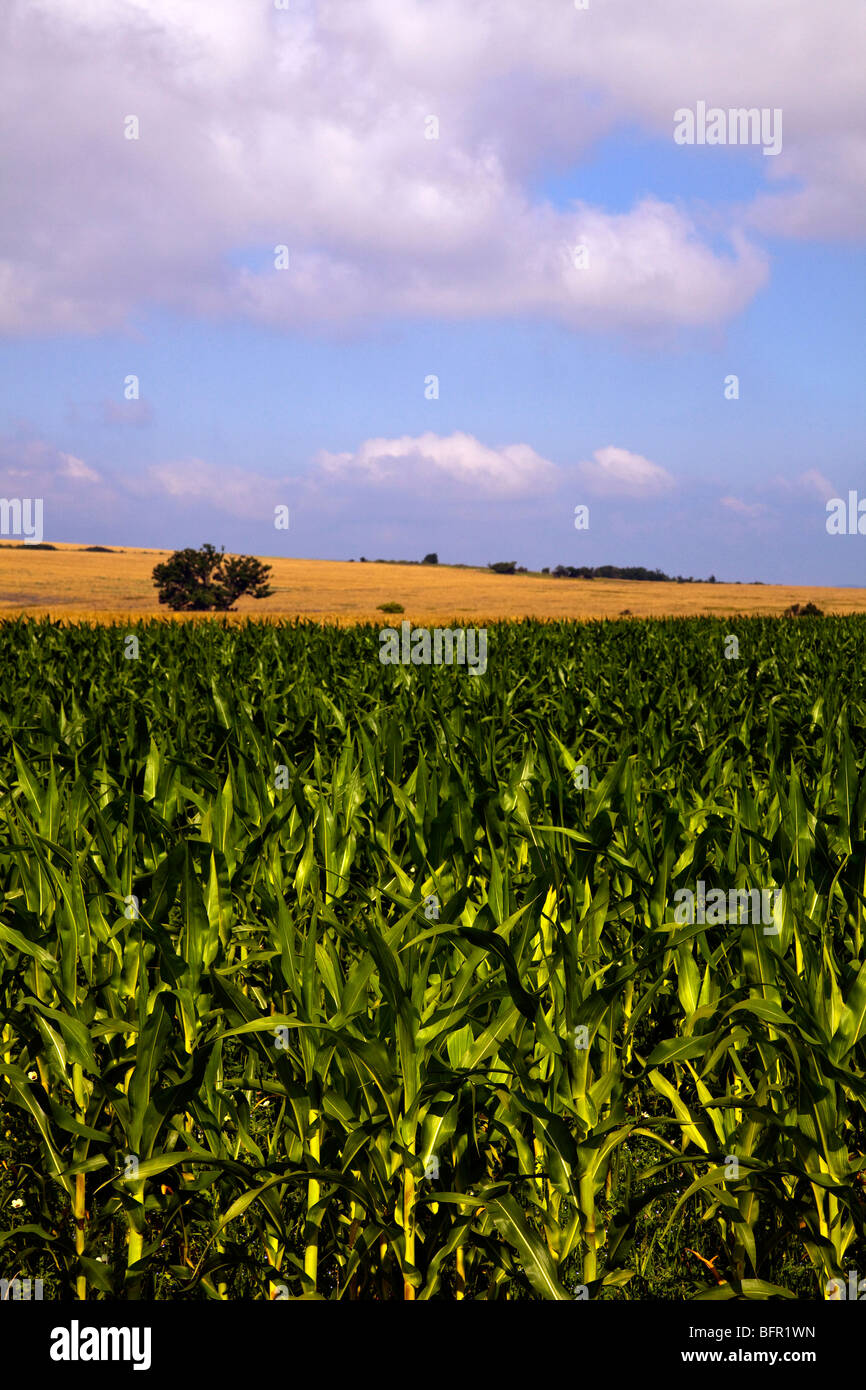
top-left (152, 543), bottom-right (273, 611)
top-left (785, 602), bottom-right (824, 617)
top-left (0, 615), bottom-right (864, 1300)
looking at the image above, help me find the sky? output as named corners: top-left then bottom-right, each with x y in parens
top-left (0, 0), bottom-right (864, 583)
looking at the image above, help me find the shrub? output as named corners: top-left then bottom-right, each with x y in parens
top-left (785, 601), bottom-right (823, 617)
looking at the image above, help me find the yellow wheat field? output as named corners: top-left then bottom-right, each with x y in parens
top-left (1, 541), bottom-right (865, 624)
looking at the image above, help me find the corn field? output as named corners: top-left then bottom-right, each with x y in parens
top-left (1, 615), bottom-right (864, 1300)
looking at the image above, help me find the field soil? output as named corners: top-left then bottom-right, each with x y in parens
top-left (1, 541), bottom-right (865, 622)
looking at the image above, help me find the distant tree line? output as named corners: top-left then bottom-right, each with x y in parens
top-left (353, 553), bottom-right (439, 565)
top-left (347, 555), bottom-right (724, 582)
top-left (488, 561), bottom-right (717, 582)
top-left (549, 564), bottom-right (716, 582)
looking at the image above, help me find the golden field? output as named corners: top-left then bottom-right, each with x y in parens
top-left (1, 541), bottom-right (865, 623)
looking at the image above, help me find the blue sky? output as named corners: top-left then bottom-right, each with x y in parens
top-left (0, 1), bottom-right (863, 584)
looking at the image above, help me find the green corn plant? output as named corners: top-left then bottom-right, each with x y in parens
top-left (0, 615), bottom-right (864, 1299)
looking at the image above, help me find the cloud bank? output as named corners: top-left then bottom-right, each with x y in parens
top-left (3, 0), bottom-right (860, 337)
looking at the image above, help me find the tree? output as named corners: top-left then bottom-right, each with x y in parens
top-left (152, 543), bottom-right (274, 611)
top-left (488, 561), bottom-right (517, 574)
top-left (422, 552), bottom-right (438, 565)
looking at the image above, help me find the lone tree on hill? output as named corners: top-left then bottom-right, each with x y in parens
top-left (152, 543), bottom-right (274, 611)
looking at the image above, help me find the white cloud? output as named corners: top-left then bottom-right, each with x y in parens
top-left (141, 459), bottom-right (291, 520)
top-left (7, 0), bottom-right (860, 335)
top-left (316, 431), bottom-right (558, 497)
top-left (721, 495), bottom-right (769, 518)
top-left (799, 470), bottom-right (837, 499)
top-left (59, 453), bottom-right (100, 482)
top-left (576, 446), bottom-right (675, 497)
top-left (1, 433), bottom-right (294, 527)
top-left (0, 436), bottom-right (105, 540)
top-left (769, 469), bottom-right (838, 501)
top-left (0, 437), bottom-right (101, 489)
